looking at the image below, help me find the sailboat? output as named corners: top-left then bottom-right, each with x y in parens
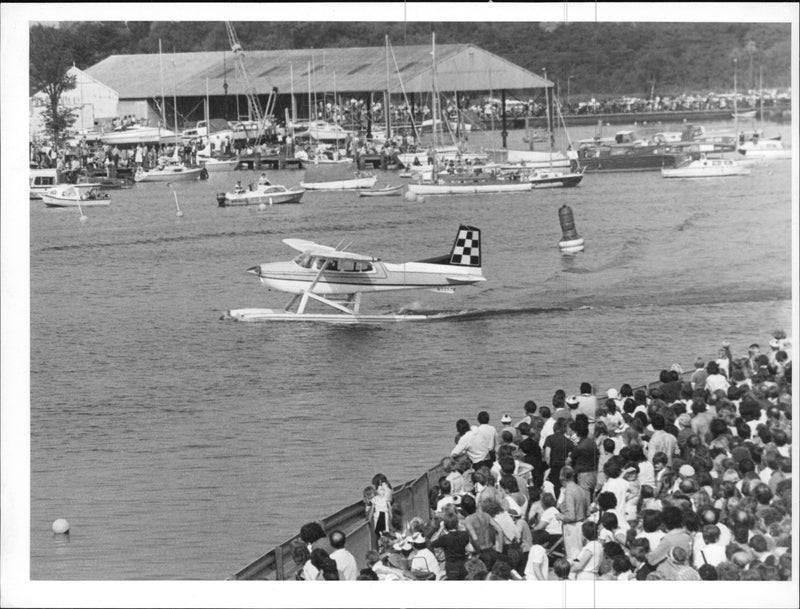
top-left (395, 34), bottom-right (487, 172)
top-left (736, 66), bottom-right (791, 161)
top-left (660, 58), bottom-right (752, 179)
top-left (406, 34), bottom-right (530, 197)
top-left (196, 79), bottom-right (240, 171)
top-left (134, 45), bottom-right (203, 183)
top-left (522, 73), bottom-right (584, 188)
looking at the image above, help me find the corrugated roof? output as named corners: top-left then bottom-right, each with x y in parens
top-left (84, 44), bottom-right (551, 100)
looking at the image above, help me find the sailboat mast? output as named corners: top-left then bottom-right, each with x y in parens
top-left (385, 35), bottom-right (391, 140)
top-left (307, 61), bottom-right (312, 122)
top-left (544, 68), bottom-right (553, 167)
top-left (290, 63), bottom-right (295, 124)
top-left (431, 32), bottom-right (437, 155)
top-left (733, 58), bottom-right (739, 152)
top-left (158, 40), bottom-right (166, 131)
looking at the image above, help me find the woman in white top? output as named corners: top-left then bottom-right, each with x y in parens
top-left (571, 521), bottom-right (604, 580)
top-left (524, 530), bottom-right (551, 580)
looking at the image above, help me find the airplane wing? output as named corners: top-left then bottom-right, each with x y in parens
top-left (283, 238), bottom-right (336, 254)
top-left (282, 239), bottom-right (376, 261)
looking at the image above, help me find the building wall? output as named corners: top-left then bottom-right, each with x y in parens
top-left (29, 67), bottom-right (119, 140)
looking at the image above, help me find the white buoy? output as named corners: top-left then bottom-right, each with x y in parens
top-left (77, 203), bottom-right (88, 224)
top-left (258, 202), bottom-right (267, 211)
top-left (404, 191), bottom-right (416, 202)
top-left (52, 518), bottom-right (70, 534)
top-left (173, 191), bottom-right (183, 217)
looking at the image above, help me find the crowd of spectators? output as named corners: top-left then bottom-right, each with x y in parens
top-left (292, 332), bottom-right (793, 581)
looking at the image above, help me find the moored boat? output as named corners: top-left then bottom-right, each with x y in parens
top-left (736, 138), bottom-right (791, 160)
top-left (526, 167), bottom-right (584, 188)
top-left (134, 162), bottom-right (204, 183)
top-left (358, 184), bottom-right (405, 197)
top-left (408, 171), bottom-right (532, 196)
top-left (198, 156), bottom-right (240, 172)
top-left (577, 144), bottom-right (682, 172)
top-left (299, 173), bottom-right (377, 190)
top-left (41, 183), bottom-right (110, 207)
top-left (661, 154), bottom-right (750, 178)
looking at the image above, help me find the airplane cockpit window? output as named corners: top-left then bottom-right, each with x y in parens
top-left (341, 260), bottom-right (356, 272)
top-left (354, 261), bottom-right (374, 272)
top-left (293, 253), bottom-right (313, 268)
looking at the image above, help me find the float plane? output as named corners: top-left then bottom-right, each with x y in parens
top-left (225, 225), bottom-right (485, 322)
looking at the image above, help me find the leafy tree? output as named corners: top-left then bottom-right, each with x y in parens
top-left (30, 24), bottom-right (78, 149)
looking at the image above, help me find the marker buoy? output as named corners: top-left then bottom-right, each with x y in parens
top-left (258, 203), bottom-right (267, 211)
top-left (404, 191), bottom-right (416, 202)
top-left (52, 518), bottom-right (70, 534)
top-left (558, 204), bottom-right (585, 253)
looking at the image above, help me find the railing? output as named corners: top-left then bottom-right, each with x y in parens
top-left (230, 465), bottom-right (446, 580)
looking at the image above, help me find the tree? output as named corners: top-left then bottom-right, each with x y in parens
top-left (30, 25), bottom-right (78, 149)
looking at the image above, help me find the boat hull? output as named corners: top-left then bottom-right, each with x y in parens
top-left (199, 158), bottom-right (240, 172)
top-left (219, 190), bottom-right (305, 206)
top-left (299, 176), bottom-right (377, 190)
top-left (134, 167), bottom-right (203, 182)
top-left (43, 197), bottom-right (111, 207)
top-left (358, 185), bottom-right (405, 197)
top-left (408, 181), bottom-right (532, 195)
top-left (529, 172), bottom-right (584, 188)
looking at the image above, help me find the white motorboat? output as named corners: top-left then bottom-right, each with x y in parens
top-left (299, 174), bottom-right (377, 190)
top-left (30, 168), bottom-right (63, 199)
top-left (217, 179), bottom-right (305, 206)
top-left (41, 183), bottom-right (110, 207)
top-left (134, 162), bottom-right (204, 183)
top-left (736, 139), bottom-right (791, 160)
top-left (661, 154), bottom-right (750, 178)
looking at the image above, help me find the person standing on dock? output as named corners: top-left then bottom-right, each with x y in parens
top-left (328, 530), bottom-right (357, 581)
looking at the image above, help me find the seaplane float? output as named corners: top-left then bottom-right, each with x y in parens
top-left (223, 225), bottom-right (485, 323)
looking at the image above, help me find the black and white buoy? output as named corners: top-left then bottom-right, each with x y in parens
top-left (558, 204), bottom-right (584, 253)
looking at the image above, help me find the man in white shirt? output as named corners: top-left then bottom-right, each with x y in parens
top-left (329, 530), bottom-right (358, 581)
top-left (452, 411), bottom-right (496, 469)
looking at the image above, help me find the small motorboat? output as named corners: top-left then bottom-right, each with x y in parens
top-left (134, 161), bottom-right (204, 183)
top-left (358, 184), bottom-right (405, 197)
top-left (41, 183), bottom-right (110, 207)
top-left (661, 154), bottom-right (750, 178)
top-left (300, 173), bottom-right (378, 191)
top-left (217, 177), bottom-right (305, 206)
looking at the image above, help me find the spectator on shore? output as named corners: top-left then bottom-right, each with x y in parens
top-left (329, 530), bottom-right (358, 581)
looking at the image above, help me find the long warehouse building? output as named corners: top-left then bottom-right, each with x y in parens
top-left (31, 43), bottom-right (551, 136)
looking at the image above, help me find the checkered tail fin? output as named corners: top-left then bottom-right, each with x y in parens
top-left (449, 225), bottom-right (481, 267)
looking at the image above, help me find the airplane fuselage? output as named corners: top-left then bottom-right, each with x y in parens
top-left (252, 259), bottom-right (485, 295)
